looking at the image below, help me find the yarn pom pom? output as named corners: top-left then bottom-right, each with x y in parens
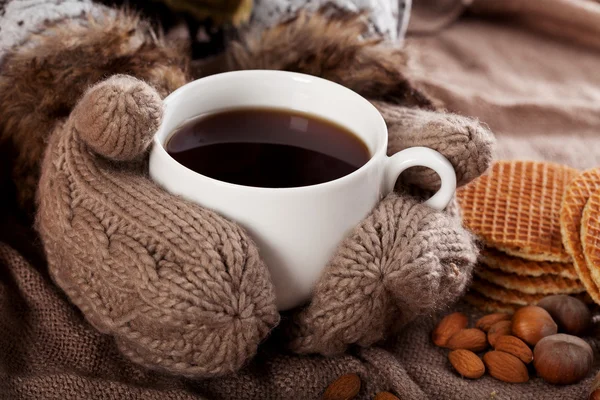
top-left (72, 75), bottom-right (162, 161)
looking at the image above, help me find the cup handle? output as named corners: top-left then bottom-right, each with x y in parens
top-left (384, 146), bottom-right (457, 210)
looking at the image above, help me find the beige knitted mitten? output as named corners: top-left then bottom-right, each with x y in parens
top-left (37, 75), bottom-right (280, 377)
top-left (225, 9), bottom-right (494, 355)
top-left (284, 104), bottom-right (491, 355)
top-left (2, 8), bottom-right (494, 378)
top-left (37, 73), bottom-right (490, 373)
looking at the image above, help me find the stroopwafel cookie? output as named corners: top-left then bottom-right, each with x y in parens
top-left (582, 188), bottom-right (600, 288)
top-left (560, 168), bottom-right (600, 304)
top-left (474, 266), bottom-right (585, 295)
top-left (463, 291), bottom-right (518, 313)
top-left (470, 278), bottom-right (545, 306)
top-left (480, 248), bottom-right (578, 280)
top-left (458, 161), bottom-right (578, 262)
top-left (464, 287), bottom-right (593, 313)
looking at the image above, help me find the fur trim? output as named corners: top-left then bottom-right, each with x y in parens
top-left (0, 10), bottom-right (190, 213)
top-left (226, 9), bottom-right (437, 109)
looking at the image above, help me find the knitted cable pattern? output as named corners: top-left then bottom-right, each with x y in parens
top-left (24, 6), bottom-right (496, 376)
top-left (286, 193), bottom-right (477, 355)
top-left (34, 74), bottom-right (493, 373)
top-left (37, 75), bottom-right (280, 377)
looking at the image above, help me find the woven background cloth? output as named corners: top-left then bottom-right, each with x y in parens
top-left (1, 0), bottom-right (600, 398)
top-left (0, 230), bottom-right (597, 400)
top-left (410, 0), bottom-right (600, 170)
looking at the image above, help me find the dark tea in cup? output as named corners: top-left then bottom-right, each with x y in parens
top-left (165, 107), bottom-right (370, 188)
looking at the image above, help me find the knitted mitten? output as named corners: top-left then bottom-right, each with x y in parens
top-left (225, 9), bottom-right (494, 354)
top-left (35, 74), bottom-right (280, 377)
top-left (287, 194), bottom-right (476, 354)
top-left (284, 104), bottom-right (492, 354)
top-left (1, 9), bottom-right (273, 377)
top-left (285, 106), bottom-right (491, 353)
top-left (1, 6), bottom-right (494, 376)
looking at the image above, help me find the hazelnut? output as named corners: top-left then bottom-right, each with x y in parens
top-left (534, 334), bottom-right (593, 385)
top-left (511, 306), bottom-right (557, 346)
top-left (537, 295), bottom-right (591, 336)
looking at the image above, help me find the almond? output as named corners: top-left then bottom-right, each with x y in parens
top-left (448, 349), bottom-right (485, 379)
top-left (483, 351), bottom-right (529, 383)
top-left (447, 329), bottom-right (488, 352)
top-left (432, 312), bottom-right (468, 347)
top-left (494, 335), bottom-right (533, 364)
top-left (322, 373), bottom-right (361, 400)
top-left (487, 320), bottom-right (512, 347)
top-left (476, 313), bottom-right (511, 332)
top-left (374, 392), bottom-right (400, 400)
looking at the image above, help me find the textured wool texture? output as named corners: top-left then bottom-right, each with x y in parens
top-left (37, 75), bottom-right (280, 377)
top-left (286, 194), bottom-right (477, 355)
top-left (375, 102), bottom-right (494, 191)
top-left (0, 7), bottom-right (492, 378)
top-left (1, 0), bottom-right (600, 399)
top-left (35, 71), bottom-right (484, 377)
top-left (0, 236), bottom-right (598, 400)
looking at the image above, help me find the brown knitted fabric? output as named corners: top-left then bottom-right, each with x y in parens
top-left (36, 74), bottom-right (485, 376)
top-left (72, 77), bottom-right (164, 161)
top-left (37, 75), bottom-right (280, 377)
top-left (8, 7), bottom-right (493, 378)
top-left (286, 193), bottom-right (476, 355)
top-left (375, 103), bottom-right (496, 191)
top-left (0, 241), bottom-right (203, 400)
top-left (1, 234), bottom-right (598, 399)
top-left (2, 3), bottom-right (600, 399)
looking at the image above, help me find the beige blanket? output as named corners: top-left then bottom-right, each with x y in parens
top-left (1, 1), bottom-right (599, 398)
top-left (411, 0), bottom-right (600, 170)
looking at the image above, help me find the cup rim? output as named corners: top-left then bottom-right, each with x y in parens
top-left (153, 70), bottom-right (388, 193)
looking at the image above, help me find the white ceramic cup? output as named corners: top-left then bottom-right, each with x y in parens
top-left (149, 70), bottom-right (456, 310)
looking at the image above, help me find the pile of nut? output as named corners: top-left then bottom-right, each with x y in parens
top-left (433, 294), bottom-right (595, 385)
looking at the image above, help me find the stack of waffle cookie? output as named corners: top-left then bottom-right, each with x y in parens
top-left (456, 161), bottom-right (600, 313)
